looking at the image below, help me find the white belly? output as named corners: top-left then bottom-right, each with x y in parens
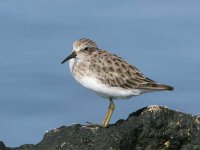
top-left (74, 75), bottom-right (141, 99)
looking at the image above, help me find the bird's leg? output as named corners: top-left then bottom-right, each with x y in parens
top-left (102, 98), bottom-right (115, 127)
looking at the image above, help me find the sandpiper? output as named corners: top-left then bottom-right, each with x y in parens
top-left (61, 38), bottom-right (173, 127)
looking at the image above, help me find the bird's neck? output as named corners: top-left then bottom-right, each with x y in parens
top-left (69, 58), bottom-right (76, 73)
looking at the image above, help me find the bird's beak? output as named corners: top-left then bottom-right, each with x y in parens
top-left (61, 51), bottom-right (77, 64)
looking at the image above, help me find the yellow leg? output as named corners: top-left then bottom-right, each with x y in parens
top-left (102, 98), bottom-right (115, 127)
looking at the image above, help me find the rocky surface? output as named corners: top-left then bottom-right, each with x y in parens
top-left (1, 105), bottom-right (200, 150)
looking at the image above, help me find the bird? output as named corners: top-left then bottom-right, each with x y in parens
top-left (61, 38), bottom-right (173, 127)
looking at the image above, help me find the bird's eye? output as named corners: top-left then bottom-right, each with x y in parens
top-left (83, 47), bottom-right (89, 51)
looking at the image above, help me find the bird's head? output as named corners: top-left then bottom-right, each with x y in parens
top-left (61, 38), bottom-right (97, 64)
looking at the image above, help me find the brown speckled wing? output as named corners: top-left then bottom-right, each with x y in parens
top-left (87, 50), bottom-right (161, 90)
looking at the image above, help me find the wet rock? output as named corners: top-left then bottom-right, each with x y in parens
top-left (3, 105), bottom-right (200, 150)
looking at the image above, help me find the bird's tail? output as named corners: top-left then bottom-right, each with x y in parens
top-left (138, 83), bottom-right (174, 91)
top-left (156, 84), bottom-right (174, 91)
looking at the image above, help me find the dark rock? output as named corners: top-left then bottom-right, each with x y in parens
top-left (3, 106), bottom-right (200, 150)
top-left (12, 144), bottom-right (36, 150)
top-left (0, 141), bottom-right (6, 150)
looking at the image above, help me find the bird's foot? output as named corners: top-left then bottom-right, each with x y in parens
top-left (83, 122), bottom-right (101, 129)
